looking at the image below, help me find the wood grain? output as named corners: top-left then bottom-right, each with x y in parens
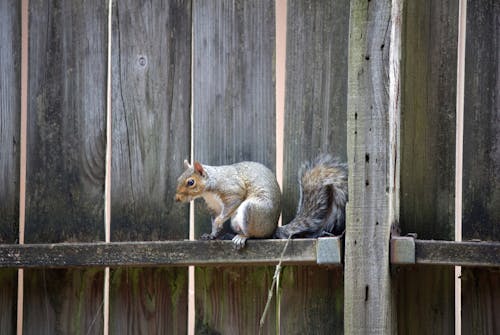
top-left (400, 0), bottom-right (458, 240)
top-left (192, 1), bottom-right (276, 333)
top-left (414, 240), bottom-right (500, 267)
top-left (109, 1), bottom-right (191, 334)
top-left (23, 269), bottom-right (105, 335)
top-left (462, 0), bottom-right (500, 242)
top-left (394, 266), bottom-right (454, 335)
top-left (110, 0), bottom-right (191, 242)
top-left (109, 267), bottom-right (187, 335)
top-left (462, 1), bottom-right (500, 334)
top-left (279, 266), bottom-right (344, 334)
top-left (0, 239), bottom-right (320, 268)
top-left (462, 269), bottom-right (500, 335)
top-left (195, 266), bottom-right (275, 335)
top-left (282, 0), bottom-right (349, 224)
top-left (397, 0), bottom-right (459, 333)
top-left (23, 1), bottom-right (108, 334)
top-left (0, 0), bottom-right (20, 244)
top-left (26, 0), bottom-right (107, 242)
top-left (280, 0), bottom-right (349, 333)
top-left (344, 0), bottom-right (396, 333)
top-left (0, 1), bottom-right (20, 333)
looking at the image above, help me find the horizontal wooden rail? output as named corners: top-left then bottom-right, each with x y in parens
top-left (1, 237), bottom-right (498, 268)
top-left (391, 237), bottom-right (500, 267)
top-left (0, 237), bottom-right (343, 268)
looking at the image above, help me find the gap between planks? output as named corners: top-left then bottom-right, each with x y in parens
top-left (103, 0), bottom-right (113, 334)
top-left (455, 0), bottom-right (467, 333)
top-left (17, 0), bottom-right (29, 334)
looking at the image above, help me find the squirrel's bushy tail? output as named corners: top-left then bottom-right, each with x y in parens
top-left (275, 154), bottom-right (348, 239)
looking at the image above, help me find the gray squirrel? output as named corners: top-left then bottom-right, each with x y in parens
top-left (274, 154), bottom-right (348, 239)
top-left (174, 154), bottom-right (347, 248)
top-left (175, 160), bottom-right (281, 249)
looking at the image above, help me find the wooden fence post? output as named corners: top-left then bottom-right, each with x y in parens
top-left (345, 0), bottom-right (401, 333)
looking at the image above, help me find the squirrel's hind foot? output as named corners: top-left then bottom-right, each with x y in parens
top-left (232, 234), bottom-right (248, 250)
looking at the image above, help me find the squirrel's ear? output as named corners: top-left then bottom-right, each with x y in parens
top-left (183, 159), bottom-right (192, 169)
top-left (193, 161), bottom-right (205, 176)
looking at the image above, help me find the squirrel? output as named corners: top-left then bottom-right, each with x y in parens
top-left (274, 154), bottom-right (348, 239)
top-left (175, 160), bottom-right (281, 249)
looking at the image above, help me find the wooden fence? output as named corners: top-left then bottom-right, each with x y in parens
top-left (0, 0), bottom-right (498, 334)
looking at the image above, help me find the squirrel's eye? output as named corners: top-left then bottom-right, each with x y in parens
top-left (187, 179), bottom-right (195, 187)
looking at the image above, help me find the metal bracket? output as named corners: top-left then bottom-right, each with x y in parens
top-left (391, 236), bottom-right (416, 264)
top-left (316, 237), bottom-right (343, 265)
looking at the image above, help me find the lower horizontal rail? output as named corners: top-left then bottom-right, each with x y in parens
top-left (391, 237), bottom-right (500, 267)
top-left (0, 238), bottom-right (342, 268)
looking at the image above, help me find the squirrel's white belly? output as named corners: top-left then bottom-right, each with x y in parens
top-left (202, 192), bottom-right (224, 215)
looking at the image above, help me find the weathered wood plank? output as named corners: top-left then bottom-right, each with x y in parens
top-left (192, 1), bottom-right (276, 333)
top-left (462, 0), bottom-right (500, 243)
top-left (282, 0), bottom-right (349, 224)
top-left (394, 266), bottom-right (454, 335)
top-left (0, 0), bottom-right (20, 244)
top-left (26, 0), bottom-right (107, 242)
top-left (462, 269), bottom-right (500, 335)
top-left (279, 266), bottom-right (344, 334)
top-left (24, 1), bottom-right (108, 334)
top-left (109, 1), bottom-right (191, 334)
top-left (280, 0), bottom-right (349, 333)
top-left (0, 1), bottom-right (21, 333)
top-left (195, 266), bottom-right (274, 335)
top-left (192, 0), bottom-right (276, 175)
top-left (462, 1), bottom-right (500, 334)
top-left (0, 269), bottom-right (16, 335)
top-left (0, 239), bottom-right (321, 268)
top-left (109, 267), bottom-right (187, 335)
top-left (345, 0), bottom-right (397, 333)
top-left (23, 269), bottom-right (104, 335)
top-left (416, 241), bottom-right (500, 267)
top-left (397, 0), bottom-right (459, 333)
top-left (400, 1), bottom-right (458, 240)
top-left (391, 238), bottom-right (500, 267)
top-left (110, 0), bottom-right (191, 242)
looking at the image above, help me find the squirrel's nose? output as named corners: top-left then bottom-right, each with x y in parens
top-left (175, 194), bottom-right (182, 202)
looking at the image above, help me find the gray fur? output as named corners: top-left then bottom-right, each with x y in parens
top-left (275, 154), bottom-right (348, 239)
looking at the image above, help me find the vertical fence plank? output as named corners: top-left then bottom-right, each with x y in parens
top-left (397, 0), bottom-right (459, 333)
top-left (345, 0), bottom-right (396, 333)
top-left (282, 0), bottom-right (349, 225)
top-left (280, 0), bottom-right (349, 333)
top-left (0, 0), bottom-right (20, 245)
top-left (109, 0), bottom-right (191, 242)
top-left (462, 1), bottom-right (500, 334)
top-left (0, 1), bottom-right (21, 334)
top-left (23, 1), bottom-right (107, 334)
top-left (109, 1), bottom-right (191, 334)
top-left (192, 1), bottom-right (276, 333)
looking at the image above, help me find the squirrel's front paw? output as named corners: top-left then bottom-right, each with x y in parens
top-left (200, 233), bottom-right (216, 240)
top-left (232, 234), bottom-right (248, 250)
